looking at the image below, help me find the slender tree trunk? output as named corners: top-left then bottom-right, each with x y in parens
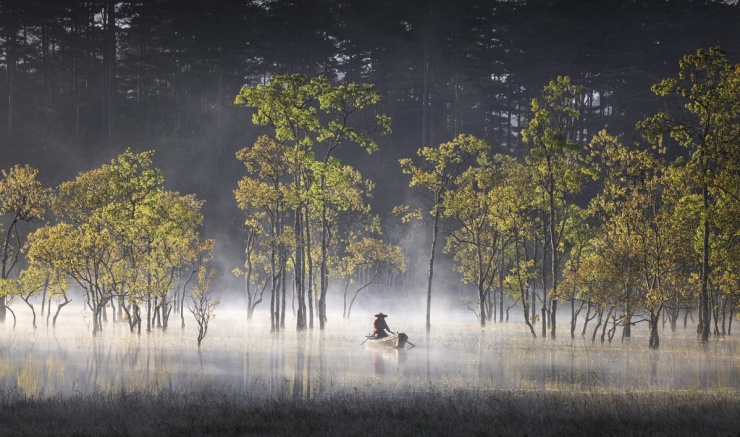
top-left (478, 246), bottom-right (486, 328)
top-left (548, 162), bottom-right (558, 339)
top-left (46, 296), bottom-right (51, 326)
top-left (649, 309), bottom-right (661, 350)
top-left (342, 277), bottom-right (350, 318)
top-left (498, 250), bottom-right (504, 323)
top-left (270, 215), bottom-right (277, 332)
top-left (531, 238), bottom-right (538, 325)
top-left (306, 207), bottom-right (314, 329)
top-left (295, 208), bottom-right (306, 331)
top-left (623, 305), bottom-right (632, 338)
top-left (700, 185), bottom-right (711, 342)
top-left (581, 302), bottom-right (592, 337)
top-left (571, 296), bottom-right (576, 339)
top-left (516, 239), bottom-right (536, 338)
top-left (22, 298), bottom-right (36, 330)
top-left (729, 307), bottom-right (734, 335)
top-left (319, 203), bottom-right (328, 329)
top-left (0, 219), bottom-right (20, 323)
top-left (245, 237), bottom-right (254, 320)
top-left (52, 297), bottom-right (71, 328)
top-left (426, 208), bottom-right (440, 333)
top-left (540, 216), bottom-right (548, 339)
top-left (591, 308), bottom-right (604, 342)
top-left (146, 294), bottom-right (151, 332)
top-left (280, 260), bottom-right (286, 329)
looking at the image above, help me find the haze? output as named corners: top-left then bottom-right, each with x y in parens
top-left (1, 2), bottom-right (740, 435)
top-left (2, 291), bottom-right (739, 401)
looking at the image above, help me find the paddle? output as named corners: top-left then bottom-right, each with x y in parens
top-left (360, 335), bottom-right (374, 346)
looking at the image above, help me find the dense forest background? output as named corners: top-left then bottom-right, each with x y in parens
top-left (1, 0), bottom-right (738, 287)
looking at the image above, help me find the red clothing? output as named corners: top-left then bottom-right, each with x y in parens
top-left (373, 317), bottom-right (390, 338)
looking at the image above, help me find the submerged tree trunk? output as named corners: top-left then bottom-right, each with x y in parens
top-left (591, 307), bottom-right (605, 342)
top-left (700, 186), bottom-right (711, 342)
top-left (281, 263), bottom-right (286, 329)
top-left (581, 302), bottom-right (597, 337)
top-left (622, 307), bottom-right (632, 339)
top-left (540, 215), bottom-right (548, 339)
top-left (295, 208), bottom-right (306, 331)
top-left (52, 296), bottom-right (72, 328)
top-left (146, 294), bottom-right (152, 332)
top-left (426, 209), bottom-right (440, 333)
top-left (318, 201), bottom-right (329, 330)
top-left (305, 207), bottom-right (314, 329)
top-left (571, 298), bottom-right (585, 339)
top-left (22, 297), bottom-right (37, 330)
top-left (548, 165), bottom-right (558, 340)
top-left (648, 309), bottom-right (661, 350)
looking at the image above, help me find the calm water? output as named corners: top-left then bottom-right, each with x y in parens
top-left (1, 302), bottom-right (739, 399)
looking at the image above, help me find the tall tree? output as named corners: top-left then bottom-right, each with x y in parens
top-left (27, 150), bottom-right (209, 336)
top-left (445, 151), bottom-right (523, 328)
top-left (584, 130), bottom-right (680, 348)
top-left (235, 135), bottom-right (291, 330)
top-left (496, 158), bottom-right (538, 337)
top-left (0, 164), bottom-right (50, 323)
top-left (522, 76), bottom-right (587, 339)
top-left (339, 236), bottom-right (406, 319)
top-left (398, 133), bottom-right (489, 332)
top-left (639, 47), bottom-right (740, 342)
top-left (235, 74), bottom-right (390, 330)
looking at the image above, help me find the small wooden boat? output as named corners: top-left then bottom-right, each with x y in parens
top-left (364, 332), bottom-right (410, 349)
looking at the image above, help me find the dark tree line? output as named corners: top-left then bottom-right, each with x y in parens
top-left (0, 0), bottom-right (738, 267)
top-left (2, 1), bottom-right (737, 145)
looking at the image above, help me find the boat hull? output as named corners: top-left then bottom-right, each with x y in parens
top-left (365, 333), bottom-right (408, 349)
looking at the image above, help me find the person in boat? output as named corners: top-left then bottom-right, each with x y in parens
top-left (372, 312), bottom-right (392, 339)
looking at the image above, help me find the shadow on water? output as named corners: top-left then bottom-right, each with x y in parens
top-left (2, 309), bottom-right (740, 398)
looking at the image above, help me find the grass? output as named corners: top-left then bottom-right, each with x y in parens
top-left (1, 386), bottom-right (738, 436)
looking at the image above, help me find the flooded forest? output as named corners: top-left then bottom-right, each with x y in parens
top-left (1, 1), bottom-right (740, 435)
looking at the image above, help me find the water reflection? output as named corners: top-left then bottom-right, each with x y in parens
top-left (2, 311), bottom-right (740, 399)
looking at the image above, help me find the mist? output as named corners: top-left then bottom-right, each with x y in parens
top-left (3, 288), bottom-right (739, 399)
top-left (2, 1), bottom-right (740, 435)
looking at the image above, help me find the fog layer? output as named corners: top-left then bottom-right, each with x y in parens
top-left (2, 295), bottom-right (738, 400)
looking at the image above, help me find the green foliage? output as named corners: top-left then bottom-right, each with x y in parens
top-left (235, 74), bottom-right (390, 330)
top-left (26, 150), bottom-right (209, 336)
top-left (638, 47), bottom-right (740, 341)
top-left (443, 151), bottom-right (521, 326)
top-left (235, 74), bottom-right (391, 156)
top-left (522, 76), bottom-right (582, 158)
top-left (640, 47), bottom-right (739, 175)
top-left (0, 164), bottom-right (51, 224)
top-left (0, 164), bottom-right (51, 283)
top-left (399, 134), bottom-right (490, 217)
top-left (338, 237), bottom-right (406, 280)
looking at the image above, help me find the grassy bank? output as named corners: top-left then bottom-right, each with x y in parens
top-left (1, 387), bottom-right (738, 436)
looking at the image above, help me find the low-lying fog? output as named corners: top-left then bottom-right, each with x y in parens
top-left (2, 292), bottom-right (739, 400)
